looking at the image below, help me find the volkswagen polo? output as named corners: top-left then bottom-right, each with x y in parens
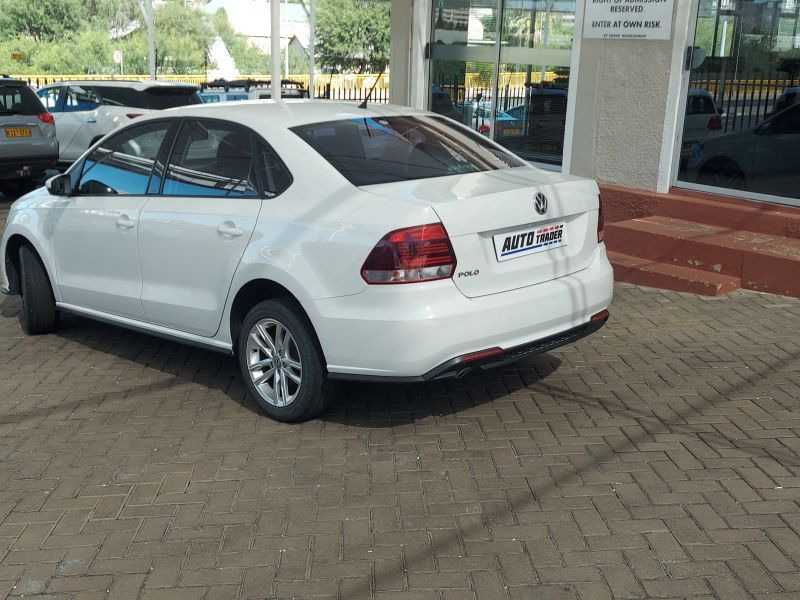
top-left (1, 101), bottom-right (613, 422)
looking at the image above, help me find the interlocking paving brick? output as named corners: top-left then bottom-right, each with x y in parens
top-left (1, 203), bottom-right (800, 598)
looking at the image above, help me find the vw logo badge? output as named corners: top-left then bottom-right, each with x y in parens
top-left (534, 192), bottom-right (548, 215)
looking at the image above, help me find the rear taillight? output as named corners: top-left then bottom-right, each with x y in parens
top-left (361, 223), bottom-right (457, 284)
top-left (708, 114), bottom-right (722, 130)
top-left (126, 113), bottom-right (143, 119)
top-left (478, 124), bottom-right (490, 135)
top-left (36, 112), bottom-right (54, 124)
top-left (597, 194), bottom-right (605, 243)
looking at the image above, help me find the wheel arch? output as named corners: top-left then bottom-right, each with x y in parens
top-left (3, 233), bottom-right (56, 297)
top-left (229, 278), bottom-right (320, 356)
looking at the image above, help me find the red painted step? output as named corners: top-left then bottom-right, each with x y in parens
top-left (600, 183), bottom-right (800, 239)
top-left (607, 251), bottom-right (741, 296)
top-left (605, 216), bottom-right (800, 297)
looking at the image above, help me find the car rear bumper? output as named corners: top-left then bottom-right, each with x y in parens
top-left (0, 153), bottom-right (59, 179)
top-left (310, 245), bottom-right (614, 379)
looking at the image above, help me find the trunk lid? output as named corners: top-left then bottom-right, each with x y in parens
top-left (363, 167), bottom-right (601, 298)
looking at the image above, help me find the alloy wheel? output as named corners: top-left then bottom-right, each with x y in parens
top-left (245, 318), bottom-right (303, 407)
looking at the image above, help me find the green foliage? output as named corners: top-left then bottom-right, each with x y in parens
top-left (316, 0), bottom-right (389, 74)
top-left (0, 0), bottom-right (86, 42)
top-left (0, 0), bottom-right (213, 75)
top-left (213, 8), bottom-right (270, 75)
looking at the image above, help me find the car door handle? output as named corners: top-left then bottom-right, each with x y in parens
top-left (217, 223), bottom-right (243, 238)
top-left (86, 118), bottom-right (97, 123)
top-left (116, 215), bottom-right (136, 230)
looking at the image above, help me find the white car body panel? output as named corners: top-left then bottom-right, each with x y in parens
top-left (1, 100), bottom-right (613, 381)
top-left (138, 195), bottom-right (262, 336)
top-left (51, 194), bottom-right (148, 319)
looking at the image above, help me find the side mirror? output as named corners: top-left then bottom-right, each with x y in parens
top-left (45, 173), bottom-right (72, 196)
top-left (717, 107), bottom-right (725, 115)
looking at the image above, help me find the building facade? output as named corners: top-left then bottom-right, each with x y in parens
top-left (389, 0), bottom-right (800, 210)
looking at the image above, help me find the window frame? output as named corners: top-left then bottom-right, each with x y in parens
top-left (74, 118), bottom-right (177, 197)
top-left (154, 117), bottom-right (293, 199)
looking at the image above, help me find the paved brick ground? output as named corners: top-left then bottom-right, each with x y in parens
top-left (1, 201), bottom-right (800, 599)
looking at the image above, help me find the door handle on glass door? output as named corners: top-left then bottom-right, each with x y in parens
top-left (218, 223), bottom-right (243, 238)
top-left (116, 215), bottom-right (135, 230)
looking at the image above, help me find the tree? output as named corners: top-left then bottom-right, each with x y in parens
top-left (0, 0), bottom-right (86, 42)
top-left (316, 0), bottom-right (389, 74)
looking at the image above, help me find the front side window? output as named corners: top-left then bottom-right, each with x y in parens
top-left (77, 121), bottom-right (171, 195)
top-left (291, 115), bottom-right (525, 186)
top-left (162, 120), bottom-right (259, 197)
top-left (64, 86), bottom-right (100, 112)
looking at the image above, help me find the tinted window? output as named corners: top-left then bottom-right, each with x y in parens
top-left (0, 84), bottom-right (45, 115)
top-left (77, 121), bottom-right (170, 195)
top-left (256, 142), bottom-right (292, 196)
top-left (163, 120), bottom-right (259, 197)
top-left (687, 94), bottom-right (716, 115)
top-left (64, 86), bottom-right (100, 112)
top-left (770, 104), bottom-right (800, 135)
top-left (93, 86), bottom-right (141, 107)
top-left (36, 87), bottom-right (61, 112)
top-left (143, 87), bottom-right (202, 110)
top-left (291, 116), bottom-right (525, 186)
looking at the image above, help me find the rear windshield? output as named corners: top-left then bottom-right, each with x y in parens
top-left (291, 115), bottom-right (525, 186)
top-left (0, 84), bottom-right (45, 115)
top-left (94, 86), bottom-right (202, 110)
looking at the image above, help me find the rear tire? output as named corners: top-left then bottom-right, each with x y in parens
top-left (19, 244), bottom-right (59, 335)
top-left (238, 298), bottom-right (336, 422)
top-left (0, 178), bottom-right (36, 198)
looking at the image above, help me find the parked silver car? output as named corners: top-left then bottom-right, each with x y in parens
top-left (0, 78), bottom-right (58, 196)
top-left (686, 102), bottom-right (800, 199)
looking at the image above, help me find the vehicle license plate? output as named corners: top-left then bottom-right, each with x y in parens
top-left (5, 128), bottom-right (31, 137)
top-left (502, 128), bottom-right (521, 136)
top-left (494, 221), bottom-right (567, 262)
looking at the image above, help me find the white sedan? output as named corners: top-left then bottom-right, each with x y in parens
top-left (0, 101), bottom-right (613, 422)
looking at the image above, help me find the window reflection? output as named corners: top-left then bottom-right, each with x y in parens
top-left (679, 0), bottom-right (800, 201)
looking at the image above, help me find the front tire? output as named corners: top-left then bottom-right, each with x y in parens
top-left (19, 244), bottom-right (59, 335)
top-left (238, 298), bottom-right (335, 422)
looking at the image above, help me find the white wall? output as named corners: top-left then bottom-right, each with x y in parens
top-left (566, 1), bottom-right (695, 192)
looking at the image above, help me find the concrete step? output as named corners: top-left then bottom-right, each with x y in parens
top-left (600, 183), bottom-right (800, 239)
top-left (608, 251), bottom-right (741, 296)
top-left (605, 215), bottom-right (800, 297)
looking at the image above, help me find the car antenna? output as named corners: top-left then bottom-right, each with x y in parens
top-left (358, 65), bottom-right (386, 110)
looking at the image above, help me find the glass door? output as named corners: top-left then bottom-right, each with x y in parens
top-left (428, 0), bottom-right (576, 167)
top-left (677, 0), bottom-right (800, 207)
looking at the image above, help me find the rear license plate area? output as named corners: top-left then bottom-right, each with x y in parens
top-left (493, 221), bottom-right (567, 262)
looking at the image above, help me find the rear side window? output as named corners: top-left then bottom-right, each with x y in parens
top-left (0, 84), bottom-right (45, 115)
top-left (94, 86), bottom-right (141, 107)
top-left (143, 87), bottom-right (203, 110)
top-left (162, 120), bottom-right (259, 197)
top-left (77, 121), bottom-right (170, 195)
top-left (291, 115), bottom-right (525, 186)
top-left (686, 95), bottom-right (716, 115)
top-left (64, 86), bottom-right (100, 112)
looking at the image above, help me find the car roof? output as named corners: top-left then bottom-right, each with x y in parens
top-left (687, 88), bottom-right (713, 97)
top-left (0, 77), bottom-right (31, 87)
top-left (151, 100), bottom-right (428, 129)
top-left (41, 80), bottom-right (198, 91)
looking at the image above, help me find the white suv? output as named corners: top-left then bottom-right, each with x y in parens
top-left (1, 101), bottom-right (613, 422)
top-left (36, 80), bottom-right (202, 164)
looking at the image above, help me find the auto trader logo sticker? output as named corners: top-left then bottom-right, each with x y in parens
top-left (494, 222), bottom-right (567, 262)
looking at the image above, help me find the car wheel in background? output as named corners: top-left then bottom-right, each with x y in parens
top-left (699, 161), bottom-right (746, 191)
top-left (238, 298), bottom-right (336, 422)
top-left (19, 244), bottom-right (59, 335)
top-left (0, 179), bottom-right (36, 198)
